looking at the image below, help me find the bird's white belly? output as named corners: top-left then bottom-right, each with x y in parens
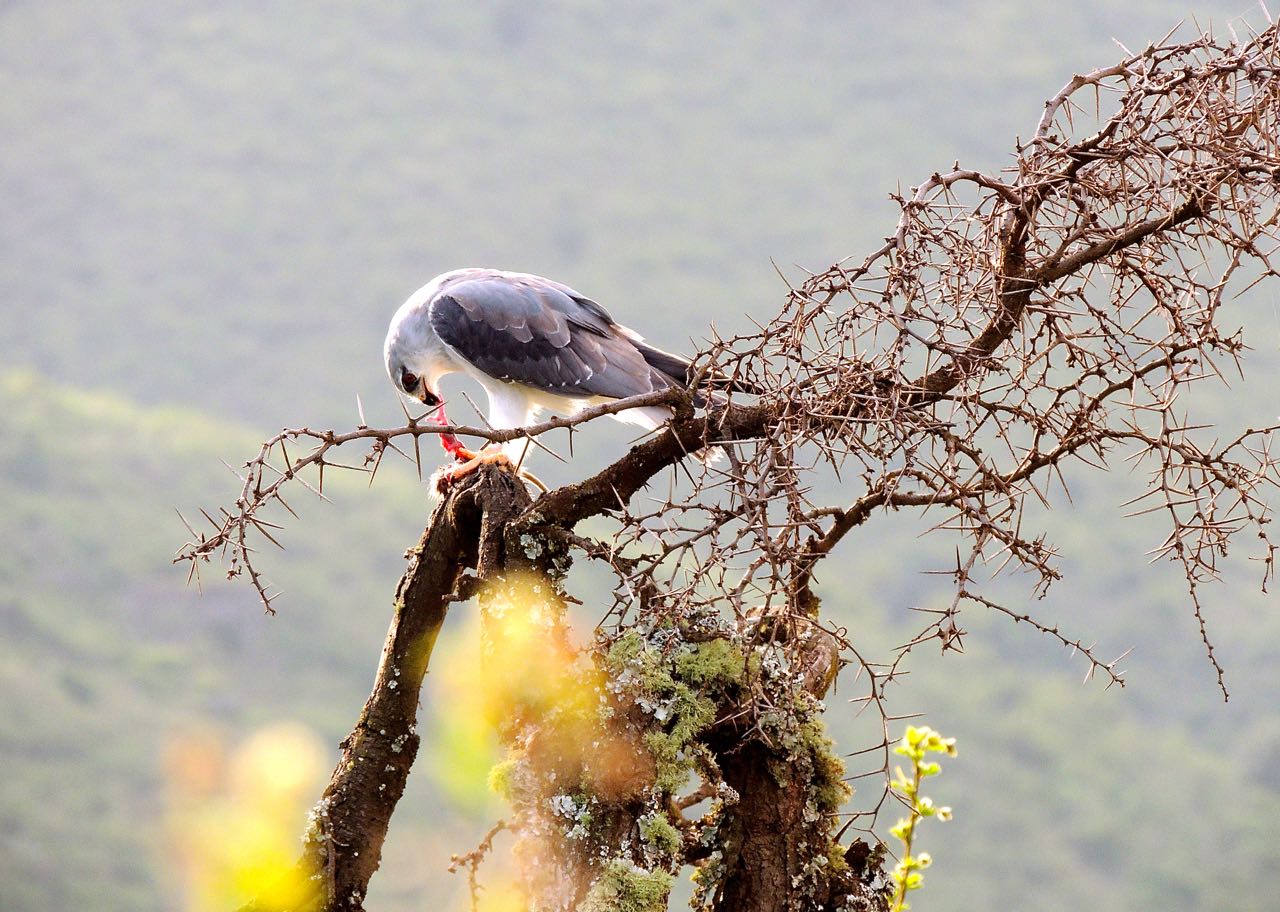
top-left (444, 354), bottom-right (671, 461)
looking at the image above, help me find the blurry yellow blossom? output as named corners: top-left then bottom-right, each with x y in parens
top-left (430, 572), bottom-right (637, 807)
top-left (164, 721), bottom-right (327, 911)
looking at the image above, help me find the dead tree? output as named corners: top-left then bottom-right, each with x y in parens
top-left (178, 21), bottom-right (1280, 912)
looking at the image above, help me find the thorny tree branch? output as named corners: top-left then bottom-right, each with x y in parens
top-left (173, 387), bottom-right (687, 613)
top-left (180, 19), bottom-right (1280, 911)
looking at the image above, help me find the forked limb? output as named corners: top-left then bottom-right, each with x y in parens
top-left (429, 403), bottom-right (548, 494)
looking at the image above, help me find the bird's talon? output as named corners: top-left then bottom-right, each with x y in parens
top-left (431, 446), bottom-right (547, 494)
top-left (518, 467), bottom-right (549, 493)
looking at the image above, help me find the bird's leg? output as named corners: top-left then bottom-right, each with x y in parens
top-left (437, 446), bottom-right (548, 494)
top-left (436, 446), bottom-right (551, 495)
top-left (428, 403), bottom-right (548, 493)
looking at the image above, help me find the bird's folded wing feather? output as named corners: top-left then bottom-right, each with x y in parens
top-left (428, 273), bottom-right (676, 399)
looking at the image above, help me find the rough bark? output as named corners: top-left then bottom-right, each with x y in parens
top-left (706, 625), bottom-right (886, 912)
top-left (715, 740), bottom-right (814, 910)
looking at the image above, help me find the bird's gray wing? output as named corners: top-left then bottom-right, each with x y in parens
top-left (429, 272), bottom-right (675, 399)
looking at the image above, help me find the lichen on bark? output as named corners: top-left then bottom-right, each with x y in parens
top-left (479, 576), bottom-right (887, 911)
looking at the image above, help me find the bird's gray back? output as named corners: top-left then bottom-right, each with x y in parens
top-left (427, 270), bottom-right (674, 400)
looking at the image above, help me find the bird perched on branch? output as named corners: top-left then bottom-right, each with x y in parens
top-left (384, 268), bottom-right (722, 489)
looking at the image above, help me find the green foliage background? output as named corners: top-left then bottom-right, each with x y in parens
top-left (2, 2), bottom-right (1278, 910)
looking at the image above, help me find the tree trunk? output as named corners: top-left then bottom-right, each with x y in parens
top-left (716, 740), bottom-right (815, 911)
top-left (239, 467), bottom-right (523, 912)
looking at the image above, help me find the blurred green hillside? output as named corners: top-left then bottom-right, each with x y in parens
top-left (2, 2), bottom-right (1278, 911)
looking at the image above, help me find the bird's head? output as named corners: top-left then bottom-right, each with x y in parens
top-left (384, 298), bottom-right (443, 409)
top-left (391, 362), bottom-right (441, 408)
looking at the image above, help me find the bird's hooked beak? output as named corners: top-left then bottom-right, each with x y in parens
top-left (417, 386), bottom-right (441, 408)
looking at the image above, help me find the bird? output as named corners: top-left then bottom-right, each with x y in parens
top-left (384, 268), bottom-right (716, 488)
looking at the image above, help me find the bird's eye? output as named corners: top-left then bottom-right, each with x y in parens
top-left (400, 368), bottom-right (419, 391)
